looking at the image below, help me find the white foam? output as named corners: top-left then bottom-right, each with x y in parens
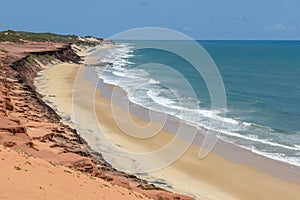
top-left (242, 122), bottom-right (252, 127)
top-left (92, 42), bottom-right (300, 167)
top-left (250, 149), bottom-right (300, 167)
top-left (148, 79), bottom-right (160, 84)
top-left (216, 129), bottom-right (300, 151)
top-left (147, 90), bottom-right (176, 108)
top-left (99, 43), bottom-right (135, 68)
top-left (294, 145), bottom-right (300, 149)
top-left (112, 71), bottom-right (127, 77)
top-left (196, 109), bottom-right (239, 125)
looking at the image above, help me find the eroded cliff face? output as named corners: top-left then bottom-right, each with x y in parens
top-left (0, 42), bottom-right (193, 200)
top-left (11, 45), bottom-right (81, 92)
top-left (0, 42), bottom-right (109, 175)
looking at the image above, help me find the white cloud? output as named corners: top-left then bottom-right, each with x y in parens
top-left (265, 22), bottom-right (300, 31)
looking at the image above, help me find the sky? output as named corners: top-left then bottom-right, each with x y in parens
top-left (1, 0), bottom-right (300, 40)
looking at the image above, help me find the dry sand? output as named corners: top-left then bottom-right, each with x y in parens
top-left (0, 145), bottom-right (150, 200)
top-left (34, 50), bottom-right (300, 200)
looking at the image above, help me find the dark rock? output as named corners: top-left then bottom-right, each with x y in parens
top-left (3, 141), bottom-right (16, 147)
top-left (5, 99), bottom-right (14, 111)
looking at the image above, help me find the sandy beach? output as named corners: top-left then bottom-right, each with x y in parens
top-left (34, 46), bottom-right (300, 200)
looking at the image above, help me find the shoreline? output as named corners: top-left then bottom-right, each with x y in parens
top-left (92, 73), bottom-right (300, 184)
top-left (34, 45), bottom-right (300, 200)
top-left (80, 45), bottom-right (300, 184)
top-left (34, 44), bottom-right (193, 200)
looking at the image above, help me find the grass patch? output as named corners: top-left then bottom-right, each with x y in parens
top-left (140, 184), bottom-right (167, 191)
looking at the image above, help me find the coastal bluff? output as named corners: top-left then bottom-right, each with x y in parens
top-left (0, 31), bottom-right (193, 200)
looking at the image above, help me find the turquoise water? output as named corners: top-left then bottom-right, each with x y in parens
top-left (94, 41), bottom-right (300, 166)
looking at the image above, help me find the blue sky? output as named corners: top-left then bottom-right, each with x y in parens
top-left (1, 0), bottom-right (300, 40)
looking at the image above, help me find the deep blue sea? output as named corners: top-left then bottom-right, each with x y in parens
top-left (93, 40), bottom-right (300, 167)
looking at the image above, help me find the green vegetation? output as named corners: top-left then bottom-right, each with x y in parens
top-left (24, 56), bottom-right (37, 66)
top-left (14, 166), bottom-right (21, 170)
top-left (140, 184), bottom-right (167, 191)
top-left (0, 30), bottom-right (102, 45)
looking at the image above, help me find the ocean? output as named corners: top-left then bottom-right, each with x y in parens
top-left (91, 40), bottom-right (300, 167)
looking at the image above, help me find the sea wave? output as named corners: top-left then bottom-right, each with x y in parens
top-left (147, 90), bottom-right (177, 108)
top-left (93, 42), bottom-right (300, 167)
top-left (218, 129), bottom-right (300, 151)
top-left (250, 149), bottom-right (300, 167)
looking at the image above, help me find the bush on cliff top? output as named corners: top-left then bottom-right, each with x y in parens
top-left (0, 30), bottom-right (101, 45)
